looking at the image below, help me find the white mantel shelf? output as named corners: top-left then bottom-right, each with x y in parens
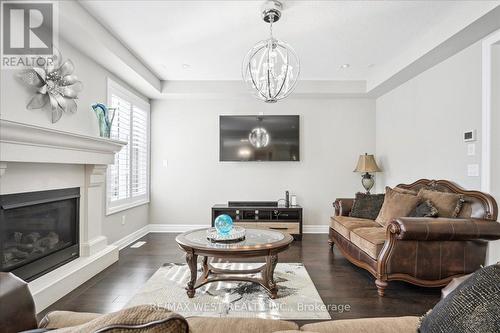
top-left (0, 119), bottom-right (126, 165)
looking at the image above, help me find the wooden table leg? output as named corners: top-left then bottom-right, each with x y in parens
top-left (265, 254), bottom-right (278, 299)
top-left (185, 252), bottom-right (198, 298)
top-left (202, 256), bottom-right (209, 279)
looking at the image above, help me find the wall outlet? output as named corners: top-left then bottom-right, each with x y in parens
top-left (467, 143), bottom-right (476, 156)
top-left (162, 160), bottom-right (168, 168)
top-left (467, 164), bottom-right (480, 177)
top-left (464, 129), bottom-right (476, 142)
top-left (121, 215), bottom-right (126, 225)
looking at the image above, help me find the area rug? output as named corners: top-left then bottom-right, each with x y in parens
top-left (126, 262), bottom-right (331, 320)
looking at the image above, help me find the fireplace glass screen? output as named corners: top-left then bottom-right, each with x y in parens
top-left (0, 188), bottom-right (79, 281)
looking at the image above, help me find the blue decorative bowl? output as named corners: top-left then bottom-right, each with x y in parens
top-left (214, 214), bottom-right (234, 235)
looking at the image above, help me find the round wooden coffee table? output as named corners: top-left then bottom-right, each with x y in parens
top-left (175, 228), bottom-right (293, 299)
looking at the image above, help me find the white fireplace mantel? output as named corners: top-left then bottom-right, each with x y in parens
top-left (0, 118), bottom-right (127, 311)
top-left (0, 119), bottom-right (126, 167)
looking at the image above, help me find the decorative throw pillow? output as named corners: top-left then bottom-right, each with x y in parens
top-left (49, 305), bottom-right (189, 333)
top-left (419, 263), bottom-right (500, 333)
top-left (417, 188), bottom-right (464, 218)
top-left (393, 186), bottom-right (418, 196)
top-left (409, 200), bottom-right (439, 218)
top-left (350, 193), bottom-right (385, 220)
top-left (375, 187), bottom-right (420, 226)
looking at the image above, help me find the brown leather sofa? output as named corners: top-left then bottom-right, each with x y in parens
top-left (329, 179), bottom-right (500, 296)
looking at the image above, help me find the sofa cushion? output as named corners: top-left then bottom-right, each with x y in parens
top-left (417, 188), bottom-right (464, 218)
top-left (349, 227), bottom-right (386, 259)
top-left (350, 193), bottom-right (385, 220)
top-left (330, 216), bottom-right (380, 240)
top-left (393, 186), bottom-right (418, 196)
top-left (300, 316), bottom-right (420, 333)
top-left (408, 200), bottom-right (439, 218)
top-left (187, 317), bottom-right (299, 333)
top-left (39, 311), bottom-right (101, 329)
top-left (46, 306), bottom-right (188, 333)
top-left (375, 186), bottom-right (420, 226)
top-left (419, 263), bottom-right (500, 333)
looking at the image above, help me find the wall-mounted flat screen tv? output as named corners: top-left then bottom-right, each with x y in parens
top-left (220, 115), bottom-right (300, 161)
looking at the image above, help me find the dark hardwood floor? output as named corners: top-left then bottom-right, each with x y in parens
top-left (40, 233), bottom-right (441, 322)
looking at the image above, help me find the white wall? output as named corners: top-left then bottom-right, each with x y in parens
top-left (150, 97), bottom-right (375, 228)
top-left (0, 40), bottom-right (149, 244)
top-left (491, 43), bottom-right (500, 203)
top-left (376, 40), bottom-right (500, 264)
top-left (489, 43), bottom-right (500, 263)
top-left (376, 42), bottom-right (483, 190)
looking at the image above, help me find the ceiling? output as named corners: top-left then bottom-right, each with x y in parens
top-left (81, 0), bottom-right (499, 85)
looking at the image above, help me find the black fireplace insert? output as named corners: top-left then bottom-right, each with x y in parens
top-left (0, 187), bottom-right (80, 281)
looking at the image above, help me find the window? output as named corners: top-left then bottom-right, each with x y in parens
top-left (106, 79), bottom-right (150, 215)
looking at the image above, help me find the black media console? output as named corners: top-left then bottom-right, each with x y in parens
top-left (211, 201), bottom-right (303, 240)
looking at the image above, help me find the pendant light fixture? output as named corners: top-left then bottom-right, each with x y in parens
top-left (242, 0), bottom-right (300, 103)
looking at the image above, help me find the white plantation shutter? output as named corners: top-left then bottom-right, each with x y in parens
top-left (131, 106), bottom-right (148, 197)
top-left (106, 79), bottom-right (150, 214)
top-left (109, 96), bottom-right (131, 201)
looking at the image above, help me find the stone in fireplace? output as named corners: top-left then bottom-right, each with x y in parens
top-left (0, 187), bottom-right (80, 281)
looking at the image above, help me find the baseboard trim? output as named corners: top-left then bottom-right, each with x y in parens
top-left (302, 225), bottom-right (329, 234)
top-left (148, 224), bottom-right (329, 234)
top-left (113, 225), bottom-right (151, 250)
top-left (115, 223), bottom-right (328, 252)
top-left (149, 224), bottom-right (209, 233)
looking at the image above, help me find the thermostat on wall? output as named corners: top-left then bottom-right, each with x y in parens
top-left (464, 130), bottom-right (476, 142)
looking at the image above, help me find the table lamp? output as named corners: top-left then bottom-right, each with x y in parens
top-left (353, 153), bottom-right (381, 194)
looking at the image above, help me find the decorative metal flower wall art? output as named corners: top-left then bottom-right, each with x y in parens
top-left (17, 50), bottom-right (83, 123)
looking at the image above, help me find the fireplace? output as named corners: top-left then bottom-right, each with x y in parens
top-left (0, 187), bottom-right (80, 281)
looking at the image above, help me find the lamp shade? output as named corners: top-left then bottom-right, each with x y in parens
top-left (353, 153), bottom-right (381, 173)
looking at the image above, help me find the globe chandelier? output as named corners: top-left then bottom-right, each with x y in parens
top-left (242, 0), bottom-right (300, 103)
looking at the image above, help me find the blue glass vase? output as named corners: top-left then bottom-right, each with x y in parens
top-left (214, 214), bottom-right (233, 235)
top-left (91, 103), bottom-right (115, 138)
